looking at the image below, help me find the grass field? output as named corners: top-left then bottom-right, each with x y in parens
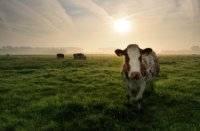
top-left (0, 55), bottom-right (200, 130)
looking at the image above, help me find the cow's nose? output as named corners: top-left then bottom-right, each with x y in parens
top-left (130, 72), bottom-right (141, 79)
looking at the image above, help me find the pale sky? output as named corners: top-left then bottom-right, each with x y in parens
top-left (0, 0), bottom-right (200, 52)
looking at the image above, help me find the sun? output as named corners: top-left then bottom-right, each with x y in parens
top-left (113, 19), bottom-right (131, 32)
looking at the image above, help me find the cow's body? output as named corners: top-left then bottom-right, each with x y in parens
top-left (57, 53), bottom-right (64, 59)
top-left (73, 53), bottom-right (86, 60)
top-left (115, 44), bottom-right (159, 110)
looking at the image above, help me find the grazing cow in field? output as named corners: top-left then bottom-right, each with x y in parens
top-left (73, 53), bottom-right (86, 60)
top-left (57, 53), bottom-right (64, 59)
top-left (115, 44), bottom-right (159, 110)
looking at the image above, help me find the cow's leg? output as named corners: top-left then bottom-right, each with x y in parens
top-left (125, 86), bottom-right (132, 105)
top-left (136, 81), bottom-right (146, 110)
top-left (149, 80), bottom-right (154, 95)
top-left (122, 73), bottom-right (132, 105)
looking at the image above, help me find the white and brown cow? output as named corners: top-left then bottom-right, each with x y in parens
top-left (115, 44), bottom-right (159, 110)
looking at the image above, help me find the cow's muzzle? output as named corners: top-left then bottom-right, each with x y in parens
top-left (129, 72), bottom-right (141, 79)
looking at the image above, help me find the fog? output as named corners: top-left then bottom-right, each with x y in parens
top-left (0, 45), bottom-right (200, 55)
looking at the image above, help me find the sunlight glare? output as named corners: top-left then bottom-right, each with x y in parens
top-left (113, 19), bottom-right (131, 32)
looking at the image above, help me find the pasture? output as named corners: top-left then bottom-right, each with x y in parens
top-left (0, 55), bottom-right (199, 130)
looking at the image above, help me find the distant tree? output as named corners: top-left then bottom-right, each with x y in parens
top-left (191, 46), bottom-right (200, 52)
top-left (2, 46), bottom-right (13, 49)
top-left (191, 45), bottom-right (200, 54)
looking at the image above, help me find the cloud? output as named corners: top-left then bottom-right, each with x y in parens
top-left (0, 0), bottom-right (77, 47)
top-left (178, 0), bottom-right (200, 20)
top-left (63, 0), bottom-right (112, 21)
top-left (0, 0), bottom-right (73, 34)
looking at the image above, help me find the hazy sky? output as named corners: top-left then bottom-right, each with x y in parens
top-left (0, 0), bottom-right (200, 52)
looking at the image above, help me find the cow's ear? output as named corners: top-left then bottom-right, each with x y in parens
top-left (141, 48), bottom-right (152, 55)
top-left (115, 49), bottom-right (125, 56)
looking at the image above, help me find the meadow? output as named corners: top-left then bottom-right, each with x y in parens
top-left (0, 55), bottom-right (199, 131)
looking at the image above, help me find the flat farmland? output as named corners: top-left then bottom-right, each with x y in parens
top-left (0, 55), bottom-right (199, 130)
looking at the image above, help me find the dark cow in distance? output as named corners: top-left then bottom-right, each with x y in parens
top-left (57, 53), bottom-right (64, 59)
top-left (73, 53), bottom-right (86, 60)
top-left (115, 44), bottom-right (159, 110)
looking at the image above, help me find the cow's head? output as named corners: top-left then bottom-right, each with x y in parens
top-left (115, 44), bottom-right (152, 79)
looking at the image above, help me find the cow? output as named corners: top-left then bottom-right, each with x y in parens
top-left (57, 53), bottom-right (64, 59)
top-left (73, 53), bottom-right (86, 60)
top-left (115, 44), bottom-right (159, 110)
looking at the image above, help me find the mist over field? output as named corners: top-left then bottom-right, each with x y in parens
top-left (0, 46), bottom-right (84, 55)
top-left (0, 45), bottom-right (200, 55)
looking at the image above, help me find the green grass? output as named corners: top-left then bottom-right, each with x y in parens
top-left (0, 55), bottom-right (199, 131)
